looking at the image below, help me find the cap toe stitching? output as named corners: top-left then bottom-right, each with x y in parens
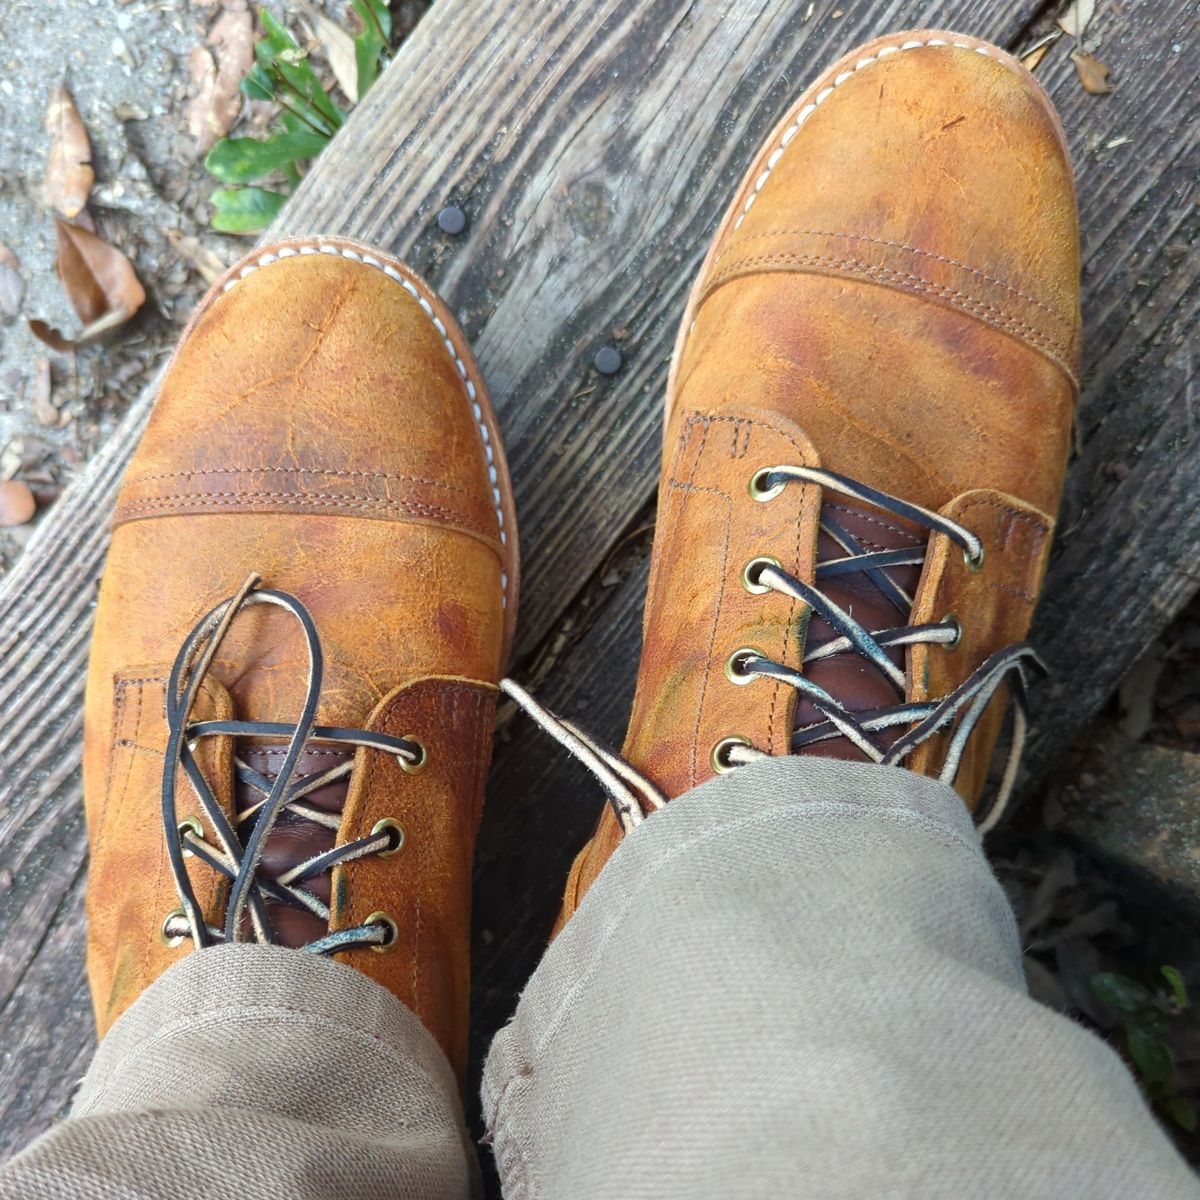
top-left (220, 242), bottom-right (509, 602)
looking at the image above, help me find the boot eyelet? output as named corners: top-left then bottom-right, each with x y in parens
top-left (941, 613), bottom-right (962, 649)
top-left (724, 647), bottom-right (766, 685)
top-left (371, 818), bottom-right (406, 857)
top-left (160, 908), bottom-right (188, 949)
top-left (742, 555), bottom-right (782, 595)
top-left (711, 735), bottom-right (753, 774)
top-left (399, 736), bottom-right (427, 774)
top-left (178, 816), bottom-right (203, 857)
top-left (964, 545), bottom-right (985, 573)
top-left (748, 467), bottom-right (787, 502)
top-left (366, 911), bottom-right (399, 953)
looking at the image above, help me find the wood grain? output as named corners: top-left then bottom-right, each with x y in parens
top-left (0, 0), bottom-right (1195, 1164)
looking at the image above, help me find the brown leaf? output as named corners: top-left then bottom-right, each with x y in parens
top-left (27, 319), bottom-right (77, 353)
top-left (1057, 0), bottom-right (1097, 40)
top-left (1071, 50), bottom-right (1114, 94)
top-left (186, 8), bottom-right (254, 154)
top-left (32, 358), bottom-right (57, 427)
top-left (54, 218), bottom-right (145, 330)
top-left (298, 2), bottom-right (359, 102)
top-left (166, 229), bottom-right (228, 284)
top-left (42, 85), bottom-right (95, 219)
top-left (0, 480), bottom-right (36, 527)
top-left (0, 242), bottom-right (23, 318)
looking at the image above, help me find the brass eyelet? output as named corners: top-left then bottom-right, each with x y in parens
top-left (964, 544), bottom-right (986, 573)
top-left (160, 908), bottom-right (188, 949)
top-left (742, 555), bottom-right (782, 595)
top-left (711, 735), bottom-right (753, 774)
top-left (178, 816), bottom-right (203, 858)
top-left (371, 817), bottom-right (406, 858)
top-left (399, 736), bottom-right (428, 774)
top-left (724, 647), bottom-right (766, 685)
top-left (941, 613), bottom-right (963, 649)
top-left (366, 911), bottom-right (399, 954)
top-left (748, 467), bottom-right (787, 502)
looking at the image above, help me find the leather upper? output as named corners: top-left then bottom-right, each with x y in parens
top-left (83, 239), bottom-right (515, 1077)
top-left (558, 33), bottom-right (1080, 924)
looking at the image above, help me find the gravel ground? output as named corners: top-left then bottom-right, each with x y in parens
top-left (0, 0), bottom-right (236, 569)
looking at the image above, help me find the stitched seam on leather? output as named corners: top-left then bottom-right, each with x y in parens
top-left (705, 251), bottom-right (1071, 363)
top-left (127, 466), bottom-right (473, 496)
top-left (715, 230), bottom-right (1070, 328)
top-left (672, 419), bottom-right (729, 786)
top-left (116, 491), bottom-right (495, 539)
top-left (732, 37), bottom-right (1000, 229)
top-left (954, 496), bottom-right (1049, 605)
top-left (672, 412), bottom-right (815, 762)
top-left (214, 240), bottom-right (511, 607)
top-left (825, 500), bottom-right (923, 550)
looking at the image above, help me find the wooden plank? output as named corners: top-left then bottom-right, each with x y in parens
top-left (0, 0), bottom-right (1195, 1162)
top-left (1020, 7), bottom-right (1200, 776)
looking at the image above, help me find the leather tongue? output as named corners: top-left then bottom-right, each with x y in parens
top-left (235, 744), bottom-right (353, 946)
top-left (794, 500), bottom-right (925, 760)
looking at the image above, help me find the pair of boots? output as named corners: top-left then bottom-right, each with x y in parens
top-left (85, 31), bottom-right (1077, 1085)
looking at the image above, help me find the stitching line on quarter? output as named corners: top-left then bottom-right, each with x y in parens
top-left (217, 242), bottom-right (509, 606)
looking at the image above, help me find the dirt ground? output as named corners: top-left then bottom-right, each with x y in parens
top-left (1, 0), bottom-right (1199, 1165)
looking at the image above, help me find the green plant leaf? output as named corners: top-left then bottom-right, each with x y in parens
top-left (256, 8), bottom-right (344, 134)
top-left (241, 63), bottom-right (276, 102)
top-left (205, 130), bottom-right (327, 184)
top-left (1127, 1025), bottom-right (1174, 1087)
top-left (210, 186), bottom-right (287, 234)
top-left (1161, 965), bottom-right (1189, 1010)
top-left (258, 8), bottom-right (300, 55)
top-left (1091, 972), bottom-right (1152, 1014)
top-left (352, 0), bottom-right (390, 97)
top-left (1166, 1096), bottom-right (1197, 1132)
top-left (354, 32), bottom-right (383, 97)
top-left (357, 0), bottom-right (392, 41)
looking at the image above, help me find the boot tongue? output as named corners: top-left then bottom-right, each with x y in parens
top-left (793, 500), bottom-right (924, 761)
top-left (235, 744), bottom-right (353, 947)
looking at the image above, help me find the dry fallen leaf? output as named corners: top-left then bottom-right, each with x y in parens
top-left (166, 229), bottom-right (228, 284)
top-left (0, 242), bottom-right (23, 319)
top-left (186, 8), bottom-right (255, 154)
top-left (0, 480), bottom-right (36, 527)
top-left (27, 320), bottom-right (76, 353)
top-left (32, 358), bottom-right (58, 427)
top-left (1020, 29), bottom-right (1062, 72)
top-left (42, 85), bottom-right (95, 219)
top-left (300, 4), bottom-right (359, 102)
top-left (53, 218), bottom-right (145, 328)
top-left (1057, 0), bottom-right (1097, 40)
top-left (1071, 50), bottom-right (1114, 94)
top-left (0, 480), bottom-right (35, 528)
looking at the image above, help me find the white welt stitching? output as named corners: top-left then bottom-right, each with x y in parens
top-left (220, 242), bottom-right (509, 605)
top-left (734, 37), bottom-right (991, 230)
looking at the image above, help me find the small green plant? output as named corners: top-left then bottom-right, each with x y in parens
top-left (205, 2), bottom-right (391, 233)
top-left (1091, 965), bottom-right (1196, 1132)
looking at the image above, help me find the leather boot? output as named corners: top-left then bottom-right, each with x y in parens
top-left (549, 30), bottom-right (1079, 927)
top-left (83, 236), bottom-right (518, 1078)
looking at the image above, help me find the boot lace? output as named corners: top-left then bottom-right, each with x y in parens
top-left (505, 466), bottom-right (1040, 837)
top-left (160, 573), bottom-right (421, 953)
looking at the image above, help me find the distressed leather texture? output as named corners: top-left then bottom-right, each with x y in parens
top-left (83, 239), bottom-right (514, 1078)
top-left (558, 32), bottom-right (1080, 924)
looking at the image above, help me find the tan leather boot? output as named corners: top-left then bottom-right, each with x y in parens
top-left (549, 31), bottom-right (1079, 927)
top-left (82, 236), bottom-right (518, 1077)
